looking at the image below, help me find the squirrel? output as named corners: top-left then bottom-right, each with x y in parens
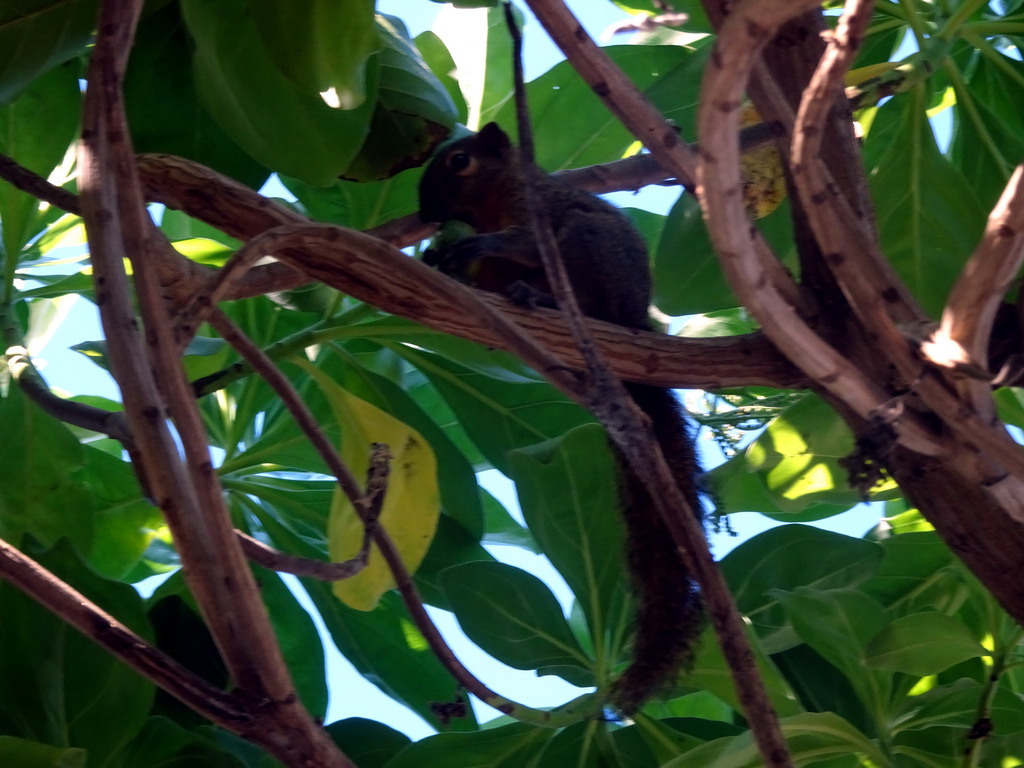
top-left (418, 122), bottom-right (705, 714)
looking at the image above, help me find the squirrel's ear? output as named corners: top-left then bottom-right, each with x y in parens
top-left (476, 122), bottom-right (512, 157)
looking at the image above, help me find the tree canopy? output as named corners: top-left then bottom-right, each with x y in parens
top-left (1, 0), bottom-right (1024, 766)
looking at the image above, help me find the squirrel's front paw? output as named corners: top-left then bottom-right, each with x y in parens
top-left (506, 280), bottom-right (556, 309)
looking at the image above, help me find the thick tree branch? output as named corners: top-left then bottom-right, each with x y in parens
top-left (929, 164), bottom-right (1024, 417)
top-left (76, 2), bottom-right (348, 765)
top-left (696, 0), bottom-right (941, 458)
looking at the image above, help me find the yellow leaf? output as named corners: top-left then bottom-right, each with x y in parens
top-left (739, 103), bottom-right (786, 219)
top-left (299, 363), bottom-right (441, 611)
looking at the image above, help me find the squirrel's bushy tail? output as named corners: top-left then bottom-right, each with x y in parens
top-left (610, 383), bottom-right (705, 714)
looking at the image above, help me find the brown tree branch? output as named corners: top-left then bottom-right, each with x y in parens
top-left (929, 165), bottom-right (1024, 417)
top-left (76, 1), bottom-right (349, 765)
top-left (523, 1), bottom-right (797, 764)
top-left (0, 537), bottom-right (256, 725)
top-left (695, 0), bottom-right (941, 458)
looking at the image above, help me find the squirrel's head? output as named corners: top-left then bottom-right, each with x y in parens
top-left (418, 122), bottom-right (518, 226)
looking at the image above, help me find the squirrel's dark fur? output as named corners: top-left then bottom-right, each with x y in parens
top-left (418, 123), bottom-right (705, 713)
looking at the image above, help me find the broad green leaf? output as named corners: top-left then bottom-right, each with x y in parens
top-left (722, 393), bottom-right (899, 518)
top-left (951, 50), bottom-right (1024, 210)
top-left (535, 720), bottom-right (625, 767)
top-left (343, 15), bottom-right (457, 181)
top-left (253, 567), bottom-right (328, 718)
top-left (864, 612), bottom-right (987, 675)
top-left (0, 0), bottom-right (96, 105)
top-left (397, 346), bottom-right (594, 475)
top-left (181, 0), bottom-right (377, 185)
top-left (772, 644), bottom-right (873, 736)
top-left (386, 722), bottom-right (554, 768)
top-left (0, 383), bottom-right (88, 548)
top-left (325, 718), bottom-right (411, 768)
top-left (861, 530), bottom-right (955, 608)
top-left (665, 712), bottom-right (885, 768)
top-left (508, 425), bottom-right (630, 670)
top-left (300, 372), bottom-right (440, 612)
top-left (866, 88), bottom-right (987, 317)
top-left (480, 485), bottom-right (537, 552)
top-left (0, 60), bottom-right (80, 257)
top-left (75, 446), bottom-right (166, 581)
top-left (896, 678), bottom-right (1024, 734)
top-left (432, 5), bottom-right (515, 129)
top-left (779, 587), bottom-right (892, 715)
top-left (0, 736), bottom-right (85, 768)
top-left (113, 717), bottom-right (246, 768)
top-left (656, 195), bottom-right (796, 316)
top-left (281, 166), bottom-right (420, 230)
top-left (415, 31), bottom-right (469, 125)
top-left (248, 508), bottom-right (476, 730)
top-left (414, 515), bottom-right (495, 609)
top-left (248, 0), bottom-right (379, 109)
top-left (441, 561), bottom-right (591, 679)
top-left (0, 542), bottom-right (154, 763)
top-left (683, 620), bottom-right (803, 719)
top-left (494, 44), bottom-right (706, 171)
top-left (719, 526), bottom-right (883, 652)
top-left (124, 3), bottom-right (270, 189)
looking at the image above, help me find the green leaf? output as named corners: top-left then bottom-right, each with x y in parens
top-left (248, 0), bottom-right (379, 109)
top-left (0, 736), bottom-right (85, 768)
top-left (656, 196), bottom-right (796, 315)
top-left (325, 718), bottom-right (411, 768)
top-left (714, 393), bottom-right (900, 520)
top-left (238, 510), bottom-right (477, 731)
top-left (719, 526), bottom-right (883, 652)
top-left (0, 542), bottom-right (154, 763)
top-left (866, 88), bottom-right (987, 318)
top-left (778, 587), bottom-right (893, 715)
top-left (666, 712), bottom-right (886, 768)
top-left (494, 45), bottom-right (706, 171)
top-left (0, 60), bottom-right (80, 257)
top-left (0, 383), bottom-right (89, 548)
top-left (508, 425), bottom-right (630, 669)
top-left (433, 5), bottom-right (515, 128)
top-left (864, 612), bottom-right (987, 676)
top-left (0, 0), bottom-right (96, 105)
top-left (861, 530), bottom-right (955, 608)
top-left (253, 567), bottom-right (328, 718)
top-left (684, 622), bottom-right (804, 719)
top-left (442, 561), bottom-right (591, 678)
top-left (951, 50), bottom-right (1024, 210)
top-left (180, 0), bottom-right (377, 185)
top-left (113, 717), bottom-right (247, 768)
top-left (342, 15), bottom-right (457, 181)
top-left (415, 515), bottom-right (495, 609)
top-left (896, 679), bottom-right (1024, 734)
top-left (124, 3), bottom-right (270, 189)
top-left (415, 31), bottom-right (469, 125)
top-left (397, 346), bottom-right (593, 475)
top-left (386, 722), bottom-right (554, 768)
top-left (281, 166), bottom-right (420, 230)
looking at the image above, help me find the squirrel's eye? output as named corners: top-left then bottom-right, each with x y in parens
top-left (447, 151), bottom-right (476, 175)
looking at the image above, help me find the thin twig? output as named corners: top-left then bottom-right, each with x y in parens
top-left (521, 4), bottom-right (793, 763)
top-left (5, 346), bottom-right (133, 443)
top-left (0, 153), bottom-right (81, 214)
